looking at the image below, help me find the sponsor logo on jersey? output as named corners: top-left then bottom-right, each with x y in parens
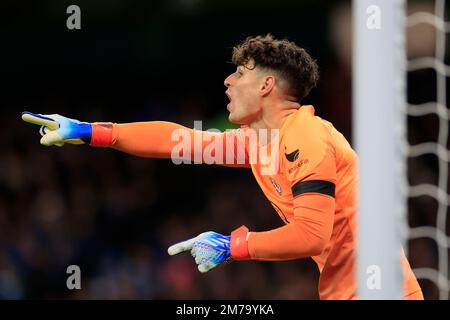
top-left (287, 159), bottom-right (309, 174)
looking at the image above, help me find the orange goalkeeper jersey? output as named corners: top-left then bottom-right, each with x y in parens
top-left (91, 105), bottom-right (422, 299)
top-left (237, 105), bottom-right (422, 299)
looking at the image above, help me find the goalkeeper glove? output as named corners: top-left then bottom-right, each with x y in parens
top-left (167, 226), bottom-right (252, 273)
top-left (168, 231), bottom-right (232, 273)
top-left (21, 111), bottom-right (113, 147)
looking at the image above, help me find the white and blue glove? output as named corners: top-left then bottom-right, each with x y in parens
top-left (168, 231), bottom-right (232, 273)
top-left (21, 111), bottom-right (92, 146)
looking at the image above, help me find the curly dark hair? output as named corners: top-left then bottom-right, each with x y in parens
top-left (232, 34), bottom-right (319, 102)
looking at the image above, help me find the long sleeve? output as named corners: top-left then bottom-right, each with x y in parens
top-left (91, 121), bottom-right (250, 167)
top-left (111, 121), bottom-right (195, 159)
top-left (231, 193), bottom-right (335, 260)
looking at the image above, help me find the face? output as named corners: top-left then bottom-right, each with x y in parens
top-left (224, 61), bottom-right (264, 125)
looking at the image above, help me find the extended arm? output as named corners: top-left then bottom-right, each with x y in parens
top-left (21, 112), bottom-right (249, 166)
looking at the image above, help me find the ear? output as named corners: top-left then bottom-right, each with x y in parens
top-left (260, 75), bottom-right (276, 97)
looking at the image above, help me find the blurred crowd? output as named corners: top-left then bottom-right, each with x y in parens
top-left (0, 0), bottom-right (447, 299)
top-left (0, 105), bottom-right (320, 299)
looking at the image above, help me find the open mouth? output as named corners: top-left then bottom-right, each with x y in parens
top-left (225, 91), bottom-right (232, 111)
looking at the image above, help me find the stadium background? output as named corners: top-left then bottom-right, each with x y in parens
top-left (0, 0), bottom-right (445, 299)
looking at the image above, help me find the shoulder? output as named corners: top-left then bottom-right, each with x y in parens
top-left (280, 106), bottom-right (336, 181)
top-left (281, 105), bottom-right (331, 151)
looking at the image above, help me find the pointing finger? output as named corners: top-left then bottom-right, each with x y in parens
top-left (167, 237), bottom-right (197, 256)
top-left (22, 112), bottom-right (59, 130)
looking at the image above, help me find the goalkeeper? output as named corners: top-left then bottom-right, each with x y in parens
top-left (22, 35), bottom-right (423, 300)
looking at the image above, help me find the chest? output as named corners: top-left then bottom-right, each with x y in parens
top-left (250, 166), bottom-right (295, 224)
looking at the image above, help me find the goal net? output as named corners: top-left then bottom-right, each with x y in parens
top-left (405, 0), bottom-right (449, 300)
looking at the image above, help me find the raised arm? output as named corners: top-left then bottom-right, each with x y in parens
top-left (21, 112), bottom-right (250, 167)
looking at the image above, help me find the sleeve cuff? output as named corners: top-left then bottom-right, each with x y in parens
top-left (230, 225), bottom-right (251, 260)
top-left (90, 122), bottom-right (113, 147)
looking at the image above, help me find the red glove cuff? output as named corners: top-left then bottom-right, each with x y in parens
top-left (91, 122), bottom-right (113, 147)
top-left (230, 225), bottom-right (251, 260)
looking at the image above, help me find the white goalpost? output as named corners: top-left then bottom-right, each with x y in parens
top-left (353, 0), bottom-right (407, 299)
top-left (355, 0), bottom-right (449, 300)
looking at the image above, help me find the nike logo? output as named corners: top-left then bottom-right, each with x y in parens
top-left (284, 149), bottom-right (300, 162)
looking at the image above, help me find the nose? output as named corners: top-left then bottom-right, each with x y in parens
top-left (224, 73), bottom-right (233, 88)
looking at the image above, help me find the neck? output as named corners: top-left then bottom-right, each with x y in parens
top-left (249, 101), bottom-right (300, 130)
